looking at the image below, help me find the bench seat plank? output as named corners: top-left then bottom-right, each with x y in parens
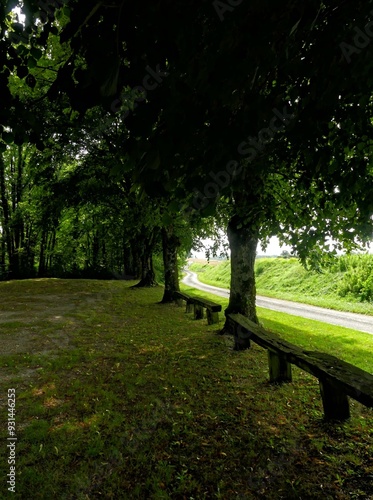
top-left (187, 297), bottom-right (221, 312)
top-left (228, 313), bottom-right (373, 410)
top-left (173, 291), bottom-right (191, 302)
top-left (173, 291), bottom-right (221, 323)
top-left (174, 291), bottom-right (221, 311)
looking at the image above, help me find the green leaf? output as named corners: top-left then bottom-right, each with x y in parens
top-left (26, 74), bottom-right (36, 89)
top-left (30, 47), bottom-right (43, 60)
top-left (27, 57), bottom-right (37, 69)
top-left (11, 22), bottom-right (24, 33)
top-left (290, 18), bottom-right (301, 36)
top-left (162, 213), bottom-right (173, 226)
top-left (16, 45), bottom-right (28, 56)
top-left (200, 202), bottom-right (217, 218)
top-left (167, 200), bottom-right (182, 213)
top-left (63, 6), bottom-right (71, 18)
top-left (146, 150), bottom-right (161, 170)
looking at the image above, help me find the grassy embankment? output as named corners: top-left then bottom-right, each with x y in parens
top-left (0, 279), bottom-right (372, 499)
top-left (189, 255), bottom-right (373, 315)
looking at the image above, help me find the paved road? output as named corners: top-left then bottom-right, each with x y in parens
top-left (182, 269), bottom-right (373, 335)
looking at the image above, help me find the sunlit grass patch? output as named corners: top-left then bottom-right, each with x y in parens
top-left (189, 257), bottom-right (373, 315)
top-left (181, 283), bottom-right (373, 373)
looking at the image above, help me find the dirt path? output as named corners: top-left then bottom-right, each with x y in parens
top-left (0, 281), bottom-right (114, 388)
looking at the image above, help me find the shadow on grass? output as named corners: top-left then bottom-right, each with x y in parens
top-left (1, 280), bottom-right (372, 499)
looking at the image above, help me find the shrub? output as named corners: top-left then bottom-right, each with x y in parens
top-left (337, 258), bottom-right (373, 302)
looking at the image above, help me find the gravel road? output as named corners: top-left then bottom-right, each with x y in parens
top-left (182, 269), bottom-right (373, 335)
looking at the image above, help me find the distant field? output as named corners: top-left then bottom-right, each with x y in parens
top-left (188, 255), bottom-right (373, 315)
top-left (188, 258), bottom-right (221, 266)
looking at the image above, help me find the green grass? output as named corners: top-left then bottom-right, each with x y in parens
top-left (0, 279), bottom-right (372, 499)
top-left (181, 285), bottom-right (373, 374)
top-left (189, 256), bottom-right (373, 315)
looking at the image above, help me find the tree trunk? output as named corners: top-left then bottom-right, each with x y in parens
top-left (125, 243), bottom-right (142, 278)
top-left (92, 231), bottom-right (100, 270)
top-left (9, 247), bottom-right (20, 279)
top-left (222, 215), bottom-right (258, 337)
top-left (0, 232), bottom-right (5, 278)
top-left (46, 230), bottom-right (56, 273)
top-left (23, 220), bottom-right (35, 278)
top-left (0, 154), bottom-right (13, 278)
top-left (132, 252), bottom-right (157, 287)
top-left (161, 225), bottom-right (181, 303)
top-left (132, 229), bottom-right (158, 287)
top-left (38, 230), bottom-right (48, 277)
top-left (14, 145), bottom-right (24, 276)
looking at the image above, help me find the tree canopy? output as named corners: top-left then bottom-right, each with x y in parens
top-left (0, 0), bottom-right (372, 319)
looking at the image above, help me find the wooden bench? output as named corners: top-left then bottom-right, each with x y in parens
top-left (174, 291), bottom-right (222, 325)
top-left (227, 313), bottom-right (373, 421)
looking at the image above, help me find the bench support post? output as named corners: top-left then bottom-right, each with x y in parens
top-left (319, 379), bottom-right (350, 421)
top-left (206, 309), bottom-right (219, 325)
top-left (268, 350), bottom-right (292, 383)
top-left (234, 325), bottom-right (251, 351)
top-left (194, 304), bottom-right (204, 320)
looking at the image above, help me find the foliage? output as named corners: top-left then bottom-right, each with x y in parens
top-left (336, 256), bottom-right (373, 302)
top-left (0, 1), bottom-right (373, 316)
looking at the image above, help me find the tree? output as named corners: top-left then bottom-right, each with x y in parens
top-left (1, 1), bottom-right (372, 324)
top-left (161, 224), bottom-right (181, 302)
top-left (0, 143), bottom-right (42, 279)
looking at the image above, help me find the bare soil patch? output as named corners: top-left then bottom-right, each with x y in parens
top-left (0, 280), bottom-right (112, 383)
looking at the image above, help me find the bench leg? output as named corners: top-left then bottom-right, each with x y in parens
top-left (234, 325), bottom-right (251, 351)
top-left (268, 350), bottom-right (292, 383)
top-left (186, 301), bottom-right (193, 313)
top-left (194, 304), bottom-right (204, 320)
top-left (319, 379), bottom-right (350, 421)
top-left (206, 309), bottom-right (219, 325)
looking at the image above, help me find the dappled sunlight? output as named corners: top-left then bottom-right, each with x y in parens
top-left (43, 397), bottom-right (65, 409)
top-left (32, 383), bottom-right (56, 396)
top-left (50, 418), bottom-right (94, 433)
top-left (0, 279), bottom-right (372, 499)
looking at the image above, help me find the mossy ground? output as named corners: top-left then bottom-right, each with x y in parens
top-left (0, 279), bottom-right (372, 499)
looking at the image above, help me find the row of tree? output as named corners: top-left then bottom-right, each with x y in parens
top-left (0, 1), bottom-right (372, 323)
top-left (0, 139), bottom-right (201, 302)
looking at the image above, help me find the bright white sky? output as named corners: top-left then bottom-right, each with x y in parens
top-left (192, 236), bottom-right (291, 258)
top-left (13, 6), bottom-right (25, 22)
top-left (192, 236), bottom-right (372, 259)
top-left (257, 237), bottom-right (291, 256)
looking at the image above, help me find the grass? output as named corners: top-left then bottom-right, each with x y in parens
top-left (180, 285), bottom-right (373, 374)
top-left (0, 278), bottom-right (372, 499)
top-left (189, 257), bottom-right (373, 315)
